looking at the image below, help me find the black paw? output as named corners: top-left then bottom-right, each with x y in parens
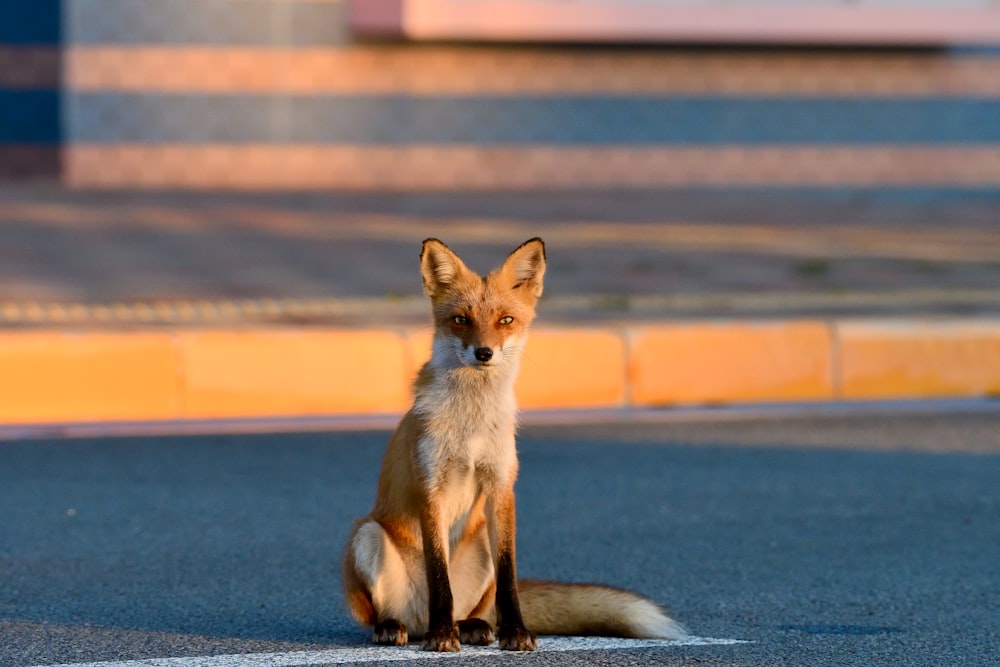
top-left (499, 625), bottom-right (537, 651)
top-left (458, 618), bottom-right (496, 646)
top-left (373, 619), bottom-right (408, 646)
top-left (422, 624), bottom-right (461, 652)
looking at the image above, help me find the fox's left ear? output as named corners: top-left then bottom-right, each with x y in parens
top-left (502, 237), bottom-right (546, 299)
top-left (421, 238), bottom-right (471, 297)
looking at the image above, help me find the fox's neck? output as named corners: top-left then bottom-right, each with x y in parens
top-left (414, 350), bottom-right (520, 428)
top-left (419, 361), bottom-right (518, 406)
top-left (410, 351), bottom-right (521, 494)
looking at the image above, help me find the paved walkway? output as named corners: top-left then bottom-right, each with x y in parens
top-left (1, 185), bottom-right (998, 327)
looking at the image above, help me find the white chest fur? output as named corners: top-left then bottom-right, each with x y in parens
top-left (414, 367), bottom-right (520, 542)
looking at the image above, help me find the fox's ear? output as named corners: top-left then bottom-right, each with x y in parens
top-left (420, 238), bottom-right (470, 297)
top-left (501, 237), bottom-right (546, 299)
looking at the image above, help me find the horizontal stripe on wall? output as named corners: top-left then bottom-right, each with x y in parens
top-left (376, 0), bottom-right (1000, 45)
top-left (0, 91), bottom-right (60, 142)
top-left (64, 0), bottom-right (349, 46)
top-left (64, 94), bottom-right (1000, 145)
top-left (362, 0), bottom-right (1000, 46)
top-left (0, 0), bottom-right (61, 44)
top-left (64, 47), bottom-right (1000, 97)
top-left (0, 145), bottom-right (61, 179)
top-left (64, 145), bottom-right (1000, 189)
top-left (0, 48), bottom-right (60, 88)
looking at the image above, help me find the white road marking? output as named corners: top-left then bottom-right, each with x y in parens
top-left (34, 636), bottom-right (746, 667)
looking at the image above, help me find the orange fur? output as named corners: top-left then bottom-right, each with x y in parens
top-left (342, 238), bottom-right (685, 652)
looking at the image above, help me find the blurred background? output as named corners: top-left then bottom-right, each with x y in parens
top-left (1, 0), bottom-right (999, 327)
top-left (3, 8), bottom-right (997, 660)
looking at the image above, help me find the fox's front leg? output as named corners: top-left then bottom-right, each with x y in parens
top-left (419, 497), bottom-right (461, 652)
top-left (488, 486), bottom-right (537, 651)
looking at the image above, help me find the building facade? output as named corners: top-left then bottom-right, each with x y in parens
top-left (3, 0), bottom-right (1000, 189)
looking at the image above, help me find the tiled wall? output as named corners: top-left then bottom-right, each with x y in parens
top-left (1, 0), bottom-right (62, 178)
top-left (3, 0), bottom-right (1000, 189)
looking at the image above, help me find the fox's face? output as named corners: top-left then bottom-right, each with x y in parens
top-left (420, 238), bottom-right (546, 371)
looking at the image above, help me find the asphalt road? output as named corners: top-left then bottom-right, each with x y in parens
top-left (2, 408), bottom-right (998, 666)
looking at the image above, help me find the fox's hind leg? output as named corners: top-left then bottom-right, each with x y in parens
top-left (449, 504), bottom-right (498, 645)
top-left (455, 576), bottom-right (496, 645)
top-left (372, 619), bottom-right (408, 646)
top-left (458, 617), bottom-right (495, 646)
top-left (343, 518), bottom-right (429, 643)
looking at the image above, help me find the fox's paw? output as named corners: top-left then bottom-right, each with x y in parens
top-left (499, 625), bottom-right (537, 651)
top-left (458, 618), bottom-right (495, 646)
top-left (422, 624), bottom-right (461, 652)
top-left (373, 619), bottom-right (408, 646)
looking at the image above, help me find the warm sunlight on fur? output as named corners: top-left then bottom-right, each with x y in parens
top-left (342, 238), bottom-right (685, 653)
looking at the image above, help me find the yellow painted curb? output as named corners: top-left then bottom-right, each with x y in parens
top-left (628, 322), bottom-right (834, 406)
top-left (837, 319), bottom-right (1000, 399)
top-left (178, 329), bottom-right (411, 418)
top-left (403, 329), bottom-right (434, 384)
top-left (0, 320), bottom-right (996, 426)
top-left (403, 327), bottom-right (627, 410)
top-left (516, 329), bottom-right (627, 410)
top-left (0, 331), bottom-right (178, 423)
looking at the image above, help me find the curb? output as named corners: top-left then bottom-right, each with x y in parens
top-left (2, 318), bottom-right (998, 426)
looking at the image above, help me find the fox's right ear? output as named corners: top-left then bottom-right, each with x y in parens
top-left (420, 238), bottom-right (469, 297)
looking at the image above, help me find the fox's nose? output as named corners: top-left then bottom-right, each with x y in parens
top-left (474, 347), bottom-right (494, 362)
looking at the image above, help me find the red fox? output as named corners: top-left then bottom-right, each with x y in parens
top-left (342, 238), bottom-right (686, 651)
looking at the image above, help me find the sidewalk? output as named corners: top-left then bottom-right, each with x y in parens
top-left (1, 185), bottom-right (998, 426)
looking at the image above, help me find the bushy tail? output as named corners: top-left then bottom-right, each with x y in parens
top-left (518, 580), bottom-right (687, 639)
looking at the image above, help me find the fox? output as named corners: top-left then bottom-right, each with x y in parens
top-left (342, 237), bottom-right (686, 652)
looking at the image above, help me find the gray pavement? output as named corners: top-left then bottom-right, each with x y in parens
top-left (1, 186), bottom-right (998, 326)
top-left (2, 408), bottom-right (998, 666)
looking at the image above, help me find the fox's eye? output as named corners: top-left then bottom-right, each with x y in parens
top-left (452, 315), bottom-right (469, 325)
top-left (499, 316), bottom-right (514, 325)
